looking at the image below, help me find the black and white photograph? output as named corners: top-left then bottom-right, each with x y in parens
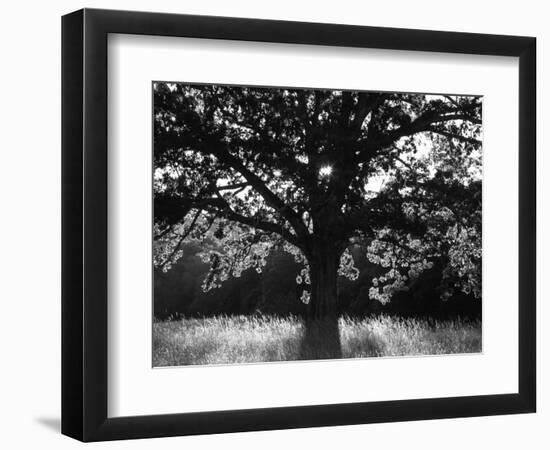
top-left (152, 83), bottom-right (483, 366)
top-left (0, 0), bottom-right (543, 447)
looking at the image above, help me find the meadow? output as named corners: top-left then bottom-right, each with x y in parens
top-left (152, 315), bottom-right (482, 367)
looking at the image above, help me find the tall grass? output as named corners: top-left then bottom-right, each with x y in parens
top-left (153, 315), bottom-right (481, 367)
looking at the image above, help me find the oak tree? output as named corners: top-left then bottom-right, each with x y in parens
top-left (153, 83), bottom-right (482, 319)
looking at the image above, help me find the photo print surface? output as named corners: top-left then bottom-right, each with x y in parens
top-left (152, 83), bottom-right (482, 367)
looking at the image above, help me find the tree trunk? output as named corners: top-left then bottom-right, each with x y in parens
top-left (307, 244), bottom-right (340, 320)
top-left (300, 243), bottom-right (342, 359)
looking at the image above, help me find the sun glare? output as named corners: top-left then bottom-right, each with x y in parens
top-left (319, 165), bottom-right (333, 177)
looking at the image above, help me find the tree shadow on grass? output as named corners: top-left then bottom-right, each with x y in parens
top-left (299, 318), bottom-right (342, 360)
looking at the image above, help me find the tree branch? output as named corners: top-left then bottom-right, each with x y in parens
top-left (427, 128), bottom-right (482, 146)
top-left (159, 209), bottom-right (202, 269)
top-left (156, 195), bottom-right (304, 249)
top-left (217, 182), bottom-right (250, 191)
top-left (357, 107), bottom-right (481, 162)
top-left (352, 93), bottom-right (386, 131)
top-left (205, 143), bottom-right (311, 239)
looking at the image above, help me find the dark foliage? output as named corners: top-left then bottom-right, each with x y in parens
top-left (153, 83), bottom-right (482, 320)
top-left (154, 244), bottom-right (479, 320)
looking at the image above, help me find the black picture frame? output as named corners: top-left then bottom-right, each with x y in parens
top-left (61, 8), bottom-right (536, 442)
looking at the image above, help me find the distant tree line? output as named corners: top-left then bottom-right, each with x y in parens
top-left (154, 242), bottom-right (480, 321)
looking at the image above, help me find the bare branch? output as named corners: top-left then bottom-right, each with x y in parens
top-left (217, 182), bottom-right (250, 191)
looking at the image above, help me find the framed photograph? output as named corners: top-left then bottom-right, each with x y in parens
top-left (61, 8), bottom-right (536, 442)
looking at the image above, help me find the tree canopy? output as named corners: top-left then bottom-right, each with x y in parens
top-left (153, 83), bottom-right (482, 319)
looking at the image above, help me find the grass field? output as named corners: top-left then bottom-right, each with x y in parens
top-left (152, 315), bottom-right (481, 367)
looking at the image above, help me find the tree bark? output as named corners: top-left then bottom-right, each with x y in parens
top-left (299, 316), bottom-right (342, 359)
top-left (307, 244), bottom-right (341, 320)
top-left (300, 242), bottom-right (343, 359)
